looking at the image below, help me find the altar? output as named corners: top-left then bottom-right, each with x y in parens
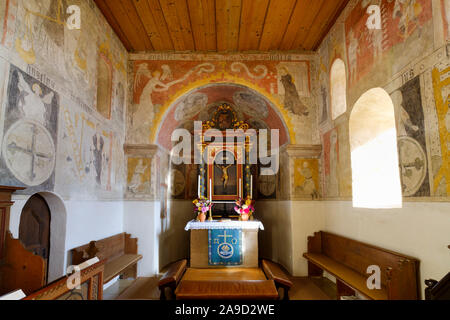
top-left (185, 220), bottom-right (264, 268)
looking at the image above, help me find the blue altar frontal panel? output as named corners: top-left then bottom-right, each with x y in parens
top-left (208, 229), bottom-right (242, 266)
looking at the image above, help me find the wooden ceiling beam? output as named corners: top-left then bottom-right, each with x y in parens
top-left (94, 0), bottom-right (133, 51)
top-left (159, 0), bottom-right (195, 51)
top-left (303, 0), bottom-right (347, 50)
top-left (311, 0), bottom-right (350, 51)
top-left (94, 0), bottom-right (350, 53)
top-left (133, 0), bottom-right (174, 51)
top-left (118, 0), bottom-right (154, 51)
top-left (188, 0), bottom-right (216, 51)
top-left (216, 0), bottom-right (242, 52)
top-left (238, 0), bottom-right (269, 51)
top-left (291, 0), bottom-right (325, 50)
top-left (258, 0), bottom-right (297, 51)
top-left (280, 0), bottom-right (311, 50)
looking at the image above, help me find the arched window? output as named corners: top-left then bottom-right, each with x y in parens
top-left (349, 88), bottom-right (402, 209)
top-left (330, 59), bottom-right (347, 120)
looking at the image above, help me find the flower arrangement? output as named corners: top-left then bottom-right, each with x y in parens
top-left (234, 197), bottom-right (255, 221)
top-left (193, 197), bottom-right (213, 222)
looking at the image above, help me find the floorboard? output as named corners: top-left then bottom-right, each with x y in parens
top-left (104, 275), bottom-right (337, 300)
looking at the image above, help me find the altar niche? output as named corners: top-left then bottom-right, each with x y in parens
top-left (207, 147), bottom-right (243, 201)
top-left (196, 104), bottom-right (255, 220)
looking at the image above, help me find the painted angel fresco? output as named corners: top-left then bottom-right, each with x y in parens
top-left (17, 72), bottom-right (53, 125)
top-left (130, 62), bottom-right (215, 143)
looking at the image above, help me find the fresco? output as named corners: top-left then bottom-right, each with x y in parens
top-left (0, 0), bottom-right (129, 200)
top-left (127, 158), bottom-right (151, 195)
top-left (392, 76), bottom-right (430, 197)
top-left (56, 100), bottom-right (124, 199)
top-left (430, 65), bottom-right (450, 197)
top-left (323, 128), bottom-right (340, 198)
top-left (0, 65), bottom-right (59, 194)
top-left (345, 0), bottom-right (433, 87)
top-left (8, 0), bottom-right (126, 119)
top-left (441, 0), bottom-right (450, 41)
top-left (293, 159), bottom-right (319, 199)
top-left (129, 57), bottom-right (315, 147)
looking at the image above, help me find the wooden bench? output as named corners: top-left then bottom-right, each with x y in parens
top-left (24, 260), bottom-right (105, 300)
top-left (175, 280), bottom-right (279, 300)
top-left (425, 272), bottom-right (450, 300)
top-left (303, 231), bottom-right (420, 300)
top-left (71, 233), bottom-right (142, 284)
top-left (158, 259), bottom-right (187, 300)
top-left (261, 259), bottom-right (293, 300)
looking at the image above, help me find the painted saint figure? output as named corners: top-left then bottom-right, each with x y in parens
top-left (280, 70), bottom-right (309, 116)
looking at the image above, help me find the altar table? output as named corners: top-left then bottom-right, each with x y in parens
top-left (185, 220), bottom-right (264, 268)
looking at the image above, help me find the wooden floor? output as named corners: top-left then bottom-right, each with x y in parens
top-left (104, 275), bottom-right (336, 300)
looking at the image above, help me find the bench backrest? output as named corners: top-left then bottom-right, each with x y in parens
top-left (308, 231), bottom-right (420, 299)
top-left (71, 233), bottom-right (136, 265)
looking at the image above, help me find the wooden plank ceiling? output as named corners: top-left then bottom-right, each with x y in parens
top-left (94, 0), bottom-right (350, 52)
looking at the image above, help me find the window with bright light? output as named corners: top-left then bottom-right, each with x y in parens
top-left (349, 88), bottom-right (402, 209)
top-left (330, 59), bottom-right (347, 120)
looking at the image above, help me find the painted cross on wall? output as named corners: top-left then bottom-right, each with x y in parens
top-left (0, 65), bottom-right (59, 194)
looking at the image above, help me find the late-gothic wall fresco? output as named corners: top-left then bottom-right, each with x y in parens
top-left (318, 0), bottom-right (449, 200)
top-left (0, 0), bottom-right (127, 199)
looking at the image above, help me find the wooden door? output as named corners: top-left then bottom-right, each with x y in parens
top-left (19, 194), bottom-right (50, 284)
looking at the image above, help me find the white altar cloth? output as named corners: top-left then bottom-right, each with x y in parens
top-left (184, 219), bottom-right (264, 231)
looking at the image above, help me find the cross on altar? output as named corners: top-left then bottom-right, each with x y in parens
top-left (217, 231), bottom-right (233, 244)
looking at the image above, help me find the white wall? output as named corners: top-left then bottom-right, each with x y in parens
top-left (123, 201), bottom-right (161, 277)
top-left (256, 201), bottom-right (294, 274)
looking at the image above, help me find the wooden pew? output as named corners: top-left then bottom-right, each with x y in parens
top-left (261, 259), bottom-right (293, 300)
top-left (425, 272), bottom-right (450, 300)
top-left (70, 233), bottom-right (142, 284)
top-left (24, 260), bottom-right (105, 300)
top-left (303, 231), bottom-right (420, 300)
top-left (158, 259), bottom-right (187, 300)
top-left (0, 231), bottom-right (45, 296)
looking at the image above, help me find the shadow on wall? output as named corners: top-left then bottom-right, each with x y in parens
top-left (256, 201), bottom-right (293, 274)
top-left (158, 200), bottom-right (192, 271)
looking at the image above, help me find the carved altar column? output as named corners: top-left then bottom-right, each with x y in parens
top-left (285, 145), bottom-right (322, 200)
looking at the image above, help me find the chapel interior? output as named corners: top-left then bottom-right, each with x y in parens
top-left (0, 0), bottom-right (449, 301)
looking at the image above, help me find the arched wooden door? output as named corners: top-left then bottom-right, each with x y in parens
top-left (19, 194), bottom-right (51, 284)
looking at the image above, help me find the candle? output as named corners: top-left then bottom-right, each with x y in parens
top-left (250, 175), bottom-right (253, 199)
top-left (197, 175), bottom-right (200, 198)
top-left (209, 179), bottom-right (212, 200)
top-left (239, 178), bottom-right (242, 198)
